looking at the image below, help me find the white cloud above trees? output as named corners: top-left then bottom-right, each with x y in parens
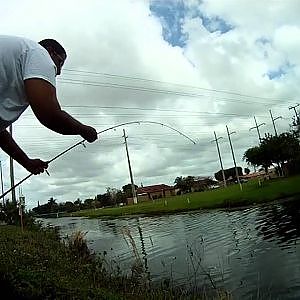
top-left (0, 0), bottom-right (298, 207)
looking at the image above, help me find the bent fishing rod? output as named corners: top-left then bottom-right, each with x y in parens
top-left (0, 120), bottom-right (196, 200)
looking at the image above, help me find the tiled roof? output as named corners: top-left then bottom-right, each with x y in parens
top-left (194, 176), bottom-right (212, 181)
top-left (137, 184), bottom-right (174, 194)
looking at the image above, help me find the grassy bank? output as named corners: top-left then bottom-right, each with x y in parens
top-left (0, 225), bottom-right (124, 299)
top-left (0, 225), bottom-right (229, 300)
top-left (73, 176), bottom-right (300, 218)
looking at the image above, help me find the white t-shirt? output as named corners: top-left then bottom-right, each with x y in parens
top-left (0, 35), bottom-right (56, 131)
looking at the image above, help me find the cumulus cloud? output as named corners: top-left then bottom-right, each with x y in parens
top-left (0, 0), bottom-right (298, 208)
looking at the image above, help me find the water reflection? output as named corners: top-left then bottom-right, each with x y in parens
top-left (137, 223), bottom-right (150, 276)
top-left (42, 197), bottom-right (300, 299)
top-left (98, 219), bottom-right (119, 236)
top-left (256, 198), bottom-right (300, 246)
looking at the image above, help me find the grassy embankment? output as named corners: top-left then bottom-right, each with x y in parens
top-left (0, 225), bottom-right (125, 299)
top-left (73, 175), bottom-right (300, 218)
top-left (0, 225), bottom-right (230, 299)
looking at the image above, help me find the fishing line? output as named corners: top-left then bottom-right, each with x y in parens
top-left (0, 121), bottom-right (196, 200)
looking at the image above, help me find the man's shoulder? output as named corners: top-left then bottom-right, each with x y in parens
top-left (0, 35), bottom-right (42, 52)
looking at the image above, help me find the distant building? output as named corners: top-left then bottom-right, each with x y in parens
top-left (191, 176), bottom-right (217, 192)
top-left (127, 184), bottom-right (175, 204)
top-left (240, 167), bottom-right (280, 180)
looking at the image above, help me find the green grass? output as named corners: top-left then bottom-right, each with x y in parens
top-left (73, 175), bottom-right (300, 218)
top-left (0, 225), bottom-right (124, 299)
top-left (0, 225), bottom-right (230, 300)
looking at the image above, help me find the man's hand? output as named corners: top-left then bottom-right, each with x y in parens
top-left (80, 125), bottom-right (98, 143)
top-left (24, 159), bottom-right (49, 175)
top-left (0, 130), bottom-right (48, 175)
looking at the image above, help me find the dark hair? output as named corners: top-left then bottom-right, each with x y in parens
top-left (39, 39), bottom-right (67, 57)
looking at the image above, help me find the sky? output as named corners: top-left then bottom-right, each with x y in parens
top-left (0, 0), bottom-right (299, 208)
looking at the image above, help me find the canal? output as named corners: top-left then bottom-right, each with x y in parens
top-left (42, 198), bottom-right (300, 299)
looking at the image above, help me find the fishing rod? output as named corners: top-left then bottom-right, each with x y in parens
top-left (0, 120), bottom-right (196, 201)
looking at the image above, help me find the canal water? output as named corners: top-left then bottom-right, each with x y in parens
top-left (42, 198), bottom-right (300, 299)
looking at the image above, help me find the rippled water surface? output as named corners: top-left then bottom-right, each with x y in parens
top-left (43, 198), bottom-right (300, 299)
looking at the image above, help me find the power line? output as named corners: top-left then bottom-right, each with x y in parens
top-left (63, 68), bottom-right (295, 103)
top-left (62, 105), bottom-right (253, 118)
top-left (45, 112), bottom-right (250, 118)
top-left (59, 78), bottom-right (207, 99)
top-left (19, 110), bottom-right (282, 121)
top-left (19, 111), bottom-right (251, 118)
top-left (58, 77), bottom-right (288, 107)
top-left (14, 128), bottom-right (258, 144)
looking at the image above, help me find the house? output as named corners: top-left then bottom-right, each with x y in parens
top-left (240, 171), bottom-right (264, 180)
top-left (191, 176), bottom-right (216, 192)
top-left (127, 184), bottom-right (175, 204)
top-left (237, 167), bottom-right (284, 184)
top-left (240, 168), bottom-right (279, 181)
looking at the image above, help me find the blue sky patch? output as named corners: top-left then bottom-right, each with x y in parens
top-left (201, 15), bottom-right (233, 34)
top-left (256, 37), bottom-right (271, 45)
top-left (267, 68), bottom-right (286, 80)
top-left (150, 0), bottom-right (233, 47)
top-left (267, 61), bottom-right (294, 80)
top-left (150, 0), bottom-right (188, 47)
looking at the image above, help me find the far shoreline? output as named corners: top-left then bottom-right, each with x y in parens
top-left (67, 176), bottom-right (300, 219)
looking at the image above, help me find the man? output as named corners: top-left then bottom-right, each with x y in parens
top-left (0, 35), bottom-right (98, 175)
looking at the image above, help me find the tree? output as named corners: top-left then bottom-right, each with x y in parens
top-left (291, 113), bottom-right (300, 139)
top-left (263, 133), bottom-right (299, 162)
top-left (48, 197), bottom-right (58, 213)
top-left (262, 133), bottom-right (299, 176)
top-left (184, 176), bottom-right (195, 192)
top-left (32, 197), bottom-right (59, 215)
top-left (243, 146), bottom-right (272, 173)
top-left (74, 198), bottom-right (82, 208)
top-left (244, 132), bottom-right (300, 175)
top-left (1, 200), bottom-right (35, 226)
top-left (83, 198), bottom-right (94, 209)
top-left (174, 176), bottom-right (195, 193)
top-left (288, 117), bottom-right (300, 174)
top-left (0, 200), bottom-right (20, 225)
top-left (96, 192), bottom-right (113, 207)
top-left (122, 184), bottom-right (138, 198)
top-left (106, 187), bottom-right (123, 206)
top-left (64, 201), bottom-right (76, 213)
top-left (174, 176), bottom-right (184, 190)
top-left (115, 190), bottom-right (127, 205)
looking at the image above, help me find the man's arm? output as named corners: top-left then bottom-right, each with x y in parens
top-left (0, 130), bottom-right (48, 174)
top-left (24, 78), bottom-right (97, 142)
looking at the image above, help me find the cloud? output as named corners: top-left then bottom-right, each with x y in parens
top-left (0, 0), bottom-right (299, 208)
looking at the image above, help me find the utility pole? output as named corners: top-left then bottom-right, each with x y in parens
top-left (123, 129), bottom-right (138, 204)
top-left (249, 116), bottom-right (265, 143)
top-left (269, 109), bottom-right (282, 137)
top-left (9, 125), bottom-right (16, 203)
top-left (0, 160), bottom-right (4, 206)
top-left (211, 132), bottom-right (226, 187)
top-left (226, 125), bottom-right (242, 191)
top-left (289, 103), bottom-right (299, 121)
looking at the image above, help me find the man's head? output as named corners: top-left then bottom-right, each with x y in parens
top-left (39, 39), bottom-right (67, 76)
